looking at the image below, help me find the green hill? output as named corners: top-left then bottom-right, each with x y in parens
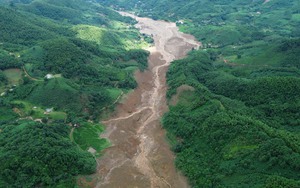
top-left (0, 6), bottom-right (61, 47)
top-left (164, 43), bottom-right (300, 187)
top-left (0, 0), bottom-right (150, 186)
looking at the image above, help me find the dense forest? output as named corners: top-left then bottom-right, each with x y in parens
top-left (163, 45), bottom-right (300, 187)
top-left (0, 0), bottom-right (150, 186)
top-left (99, 0), bottom-right (300, 187)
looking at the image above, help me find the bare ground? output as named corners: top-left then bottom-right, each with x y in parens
top-left (92, 12), bottom-right (201, 188)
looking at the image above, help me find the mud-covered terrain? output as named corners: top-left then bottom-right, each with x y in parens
top-left (96, 12), bottom-right (201, 188)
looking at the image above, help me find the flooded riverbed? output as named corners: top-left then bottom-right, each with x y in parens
top-left (96, 12), bottom-right (201, 188)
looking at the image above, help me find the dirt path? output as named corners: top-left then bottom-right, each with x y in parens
top-left (70, 127), bottom-right (75, 142)
top-left (22, 66), bottom-right (42, 81)
top-left (95, 12), bottom-right (201, 188)
top-left (100, 91), bottom-right (124, 112)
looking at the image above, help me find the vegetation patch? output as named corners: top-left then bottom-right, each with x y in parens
top-left (0, 107), bottom-right (16, 121)
top-left (0, 122), bottom-right (96, 187)
top-left (107, 88), bottom-right (123, 101)
top-left (292, 14), bottom-right (300, 22)
top-left (3, 69), bottom-right (22, 85)
top-left (73, 123), bottom-right (110, 156)
top-left (73, 25), bottom-right (105, 45)
top-left (12, 100), bottom-right (67, 121)
top-left (49, 111), bottom-right (67, 121)
top-left (224, 144), bottom-right (259, 159)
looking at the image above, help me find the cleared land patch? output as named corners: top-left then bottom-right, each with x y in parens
top-left (3, 68), bottom-right (22, 85)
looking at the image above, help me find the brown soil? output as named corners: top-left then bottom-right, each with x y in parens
top-left (93, 12), bottom-right (201, 188)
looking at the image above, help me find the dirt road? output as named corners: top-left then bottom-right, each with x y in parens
top-left (96, 12), bottom-right (201, 188)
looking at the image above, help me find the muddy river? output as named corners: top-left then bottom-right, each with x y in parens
top-left (95, 12), bottom-right (201, 188)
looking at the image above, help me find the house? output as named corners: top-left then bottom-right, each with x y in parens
top-left (176, 20), bottom-right (184, 25)
top-left (45, 74), bottom-right (54, 79)
top-left (44, 108), bottom-right (53, 114)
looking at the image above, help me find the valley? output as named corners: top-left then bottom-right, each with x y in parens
top-left (94, 12), bottom-right (200, 188)
top-left (0, 0), bottom-right (300, 187)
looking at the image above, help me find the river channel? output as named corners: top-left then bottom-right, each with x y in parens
top-left (96, 12), bottom-right (201, 188)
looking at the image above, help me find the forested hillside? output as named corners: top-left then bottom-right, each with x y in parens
top-left (100, 0), bottom-right (300, 44)
top-left (164, 44), bottom-right (300, 187)
top-left (98, 0), bottom-right (300, 187)
top-left (0, 0), bottom-right (151, 186)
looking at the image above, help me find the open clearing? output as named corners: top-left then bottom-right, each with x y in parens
top-left (3, 68), bottom-right (22, 85)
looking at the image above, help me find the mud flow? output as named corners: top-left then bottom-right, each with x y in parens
top-left (95, 12), bottom-right (201, 188)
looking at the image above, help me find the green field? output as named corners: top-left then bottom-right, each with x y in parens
top-left (107, 88), bottom-right (123, 100)
top-left (12, 100), bottom-right (66, 121)
top-left (73, 123), bottom-right (110, 156)
top-left (49, 111), bottom-right (67, 120)
top-left (73, 24), bottom-right (105, 45)
top-left (292, 14), bottom-right (300, 22)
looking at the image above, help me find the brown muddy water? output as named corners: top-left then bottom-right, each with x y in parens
top-left (90, 12), bottom-right (201, 188)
